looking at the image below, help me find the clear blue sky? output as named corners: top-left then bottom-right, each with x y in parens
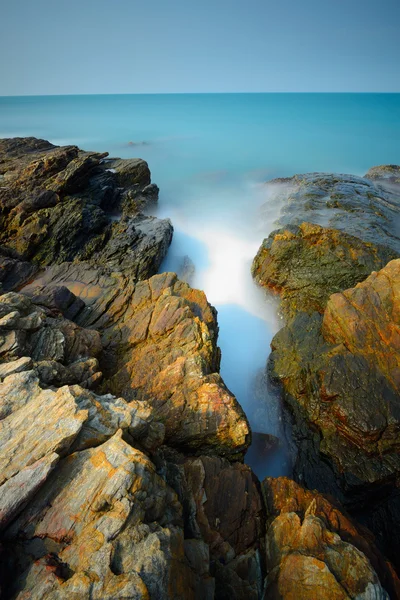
top-left (1, 0), bottom-right (399, 95)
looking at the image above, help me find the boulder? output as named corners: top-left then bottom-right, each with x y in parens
top-left (252, 222), bottom-right (396, 319)
top-left (262, 477), bottom-right (400, 600)
top-left (23, 267), bottom-right (250, 458)
top-left (0, 137), bottom-right (172, 281)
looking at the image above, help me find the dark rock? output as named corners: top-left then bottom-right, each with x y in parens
top-left (0, 137), bottom-right (172, 282)
top-left (252, 222), bottom-right (397, 320)
top-left (261, 171), bottom-right (400, 254)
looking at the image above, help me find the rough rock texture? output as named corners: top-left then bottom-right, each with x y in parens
top-left (262, 478), bottom-right (400, 600)
top-left (269, 259), bottom-right (400, 572)
top-left (23, 267), bottom-right (250, 458)
top-left (2, 432), bottom-right (207, 600)
top-left (1, 139), bottom-right (397, 598)
top-left (261, 171), bottom-right (400, 255)
top-left (158, 448), bottom-right (265, 600)
top-left (0, 290), bottom-right (102, 389)
top-left (253, 169), bottom-right (400, 577)
top-left (0, 137), bottom-right (172, 281)
top-left (252, 222), bottom-right (396, 319)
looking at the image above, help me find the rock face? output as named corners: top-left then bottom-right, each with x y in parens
top-left (1, 138), bottom-right (397, 599)
top-left (252, 222), bottom-right (396, 319)
top-left (22, 267), bottom-right (250, 458)
top-left (0, 137), bottom-right (172, 282)
top-left (262, 478), bottom-right (399, 600)
top-left (253, 168), bottom-right (400, 577)
top-left (261, 171), bottom-right (400, 255)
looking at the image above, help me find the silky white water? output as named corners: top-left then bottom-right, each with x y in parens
top-left (2, 92), bottom-right (399, 478)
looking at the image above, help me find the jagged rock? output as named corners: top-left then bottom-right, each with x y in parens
top-left (269, 259), bottom-right (400, 571)
top-left (260, 171), bottom-right (400, 254)
top-left (2, 432), bottom-right (213, 600)
top-left (0, 291), bottom-right (102, 388)
top-left (159, 449), bottom-right (265, 599)
top-left (262, 478), bottom-right (400, 600)
top-left (87, 214), bottom-right (173, 280)
top-left (23, 267), bottom-right (250, 457)
top-left (252, 222), bottom-right (396, 319)
top-left (0, 137), bottom-right (172, 281)
top-left (0, 246), bottom-right (39, 292)
top-left (0, 369), bottom-right (166, 534)
top-left (0, 356), bottom-right (32, 378)
top-left (0, 453), bottom-right (59, 531)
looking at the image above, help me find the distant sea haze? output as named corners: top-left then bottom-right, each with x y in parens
top-left (2, 92), bottom-right (398, 478)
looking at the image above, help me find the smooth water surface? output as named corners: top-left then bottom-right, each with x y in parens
top-left (1, 93), bottom-right (399, 478)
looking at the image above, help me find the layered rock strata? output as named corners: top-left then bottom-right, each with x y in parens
top-left (0, 138), bottom-right (398, 598)
top-left (253, 170), bottom-right (400, 576)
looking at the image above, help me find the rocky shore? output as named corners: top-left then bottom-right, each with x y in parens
top-left (0, 138), bottom-right (399, 599)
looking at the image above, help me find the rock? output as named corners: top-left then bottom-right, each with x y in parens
top-left (0, 356), bottom-right (32, 378)
top-left (268, 260), bottom-right (400, 571)
top-left (159, 449), bottom-right (265, 599)
top-left (322, 259), bottom-right (400, 389)
top-left (104, 157), bottom-right (151, 188)
top-left (0, 246), bottom-right (39, 292)
top-left (2, 432), bottom-right (218, 600)
top-left (86, 214), bottom-right (173, 280)
top-left (0, 453), bottom-right (59, 531)
top-left (365, 164), bottom-right (400, 186)
top-left (0, 290), bottom-right (102, 388)
top-left (262, 477), bottom-right (400, 600)
top-left (260, 171), bottom-right (400, 255)
top-left (0, 137), bottom-right (172, 282)
top-left (23, 267), bottom-right (250, 458)
top-left (252, 222), bottom-right (397, 319)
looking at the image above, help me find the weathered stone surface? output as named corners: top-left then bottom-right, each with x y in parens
top-left (23, 267), bottom-right (250, 457)
top-left (268, 260), bottom-right (400, 572)
top-left (260, 171), bottom-right (400, 255)
top-left (0, 453), bottom-right (59, 531)
top-left (0, 290), bottom-right (102, 388)
top-left (0, 137), bottom-right (172, 281)
top-left (262, 477), bottom-right (400, 600)
top-left (252, 222), bottom-right (396, 319)
top-left (322, 259), bottom-right (400, 390)
top-left (3, 432), bottom-right (213, 600)
top-left (158, 449), bottom-right (265, 600)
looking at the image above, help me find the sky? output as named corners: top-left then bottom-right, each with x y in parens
top-left (0, 0), bottom-right (399, 95)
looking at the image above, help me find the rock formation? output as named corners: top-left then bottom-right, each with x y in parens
top-left (0, 138), bottom-right (399, 599)
top-left (253, 169), bottom-right (400, 582)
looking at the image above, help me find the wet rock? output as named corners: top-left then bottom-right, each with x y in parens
top-left (261, 171), bottom-right (400, 255)
top-left (252, 222), bottom-right (396, 319)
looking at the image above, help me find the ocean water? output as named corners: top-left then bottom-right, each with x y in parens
top-left (1, 93), bottom-right (399, 479)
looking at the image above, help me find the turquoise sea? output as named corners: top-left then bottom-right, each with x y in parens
top-left (1, 93), bottom-right (399, 478)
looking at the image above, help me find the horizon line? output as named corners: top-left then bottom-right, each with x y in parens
top-left (1, 91), bottom-right (400, 99)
